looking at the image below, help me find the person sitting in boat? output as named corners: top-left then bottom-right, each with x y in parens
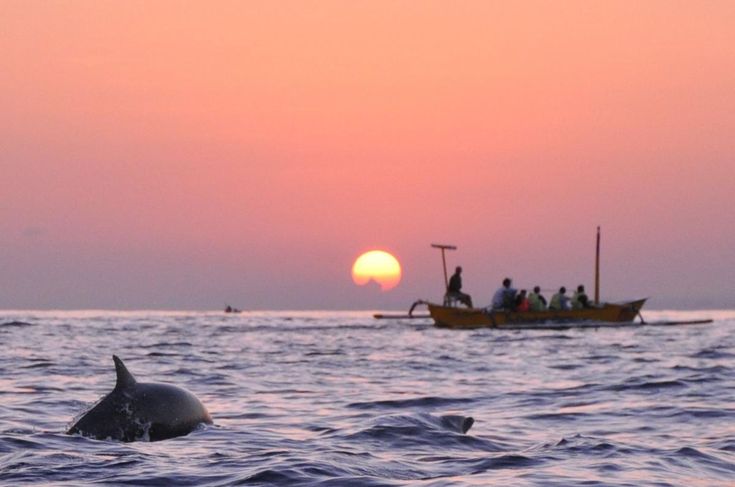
top-left (549, 287), bottom-right (571, 310)
top-left (515, 289), bottom-right (530, 312)
top-left (572, 285), bottom-right (593, 309)
top-left (446, 266), bottom-right (473, 308)
top-left (491, 278), bottom-right (517, 310)
top-left (528, 286), bottom-right (547, 311)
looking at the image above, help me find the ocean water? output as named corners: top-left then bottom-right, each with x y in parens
top-left (0, 310), bottom-right (733, 486)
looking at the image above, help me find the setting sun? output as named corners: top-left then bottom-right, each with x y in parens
top-left (351, 250), bottom-right (402, 291)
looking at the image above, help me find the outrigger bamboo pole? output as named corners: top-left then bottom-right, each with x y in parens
top-left (595, 226), bottom-right (601, 305)
top-left (431, 243), bottom-right (457, 291)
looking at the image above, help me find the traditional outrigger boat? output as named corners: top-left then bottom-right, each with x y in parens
top-left (425, 298), bottom-right (646, 329)
top-left (375, 229), bottom-right (712, 330)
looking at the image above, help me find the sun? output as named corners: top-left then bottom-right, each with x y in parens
top-left (351, 250), bottom-right (402, 291)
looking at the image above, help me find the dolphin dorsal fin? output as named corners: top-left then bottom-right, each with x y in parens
top-left (112, 355), bottom-right (137, 390)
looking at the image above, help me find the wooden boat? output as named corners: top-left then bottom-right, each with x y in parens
top-left (427, 298), bottom-right (647, 329)
top-left (379, 230), bottom-right (712, 329)
top-left (377, 298), bottom-right (713, 329)
top-left (413, 232), bottom-right (652, 328)
top-left (410, 230), bottom-right (654, 329)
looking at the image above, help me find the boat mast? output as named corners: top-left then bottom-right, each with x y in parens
top-left (431, 243), bottom-right (457, 291)
top-left (595, 226), bottom-right (601, 305)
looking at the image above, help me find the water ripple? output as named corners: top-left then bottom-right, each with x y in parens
top-left (0, 309), bottom-right (733, 485)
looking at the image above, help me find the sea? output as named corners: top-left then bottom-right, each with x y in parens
top-left (0, 310), bottom-right (733, 486)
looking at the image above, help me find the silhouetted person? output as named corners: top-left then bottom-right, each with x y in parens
top-left (572, 285), bottom-right (592, 309)
top-left (515, 289), bottom-right (530, 312)
top-left (447, 266), bottom-right (473, 308)
top-left (528, 286), bottom-right (547, 311)
top-left (492, 277), bottom-right (517, 310)
top-left (550, 287), bottom-right (571, 310)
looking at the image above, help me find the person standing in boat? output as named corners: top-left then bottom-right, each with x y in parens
top-left (447, 266), bottom-right (473, 308)
top-left (571, 285), bottom-right (593, 309)
top-left (550, 287), bottom-right (571, 310)
top-left (491, 278), bottom-right (517, 310)
top-left (528, 286), bottom-right (547, 311)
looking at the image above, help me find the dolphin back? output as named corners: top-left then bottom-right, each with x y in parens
top-left (67, 356), bottom-right (212, 442)
top-left (67, 388), bottom-right (146, 441)
top-left (134, 382), bottom-right (213, 441)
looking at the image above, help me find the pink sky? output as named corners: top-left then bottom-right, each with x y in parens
top-left (1, 1), bottom-right (733, 309)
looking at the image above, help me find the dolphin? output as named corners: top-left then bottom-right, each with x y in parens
top-left (67, 355), bottom-right (212, 442)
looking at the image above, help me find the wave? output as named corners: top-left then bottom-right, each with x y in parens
top-left (328, 413), bottom-right (511, 458)
top-left (1, 311), bottom-right (734, 485)
top-left (604, 378), bottom-right (688, 392)
top-left (0, 321), bottom-right (35, 328)
top-left (347, 396), bottom-right (475, 410)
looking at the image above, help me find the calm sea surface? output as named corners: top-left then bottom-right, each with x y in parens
top-left (0, 310), bottom-right (733, 486)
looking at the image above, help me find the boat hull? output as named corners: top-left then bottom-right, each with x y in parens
top-left (428, 299), bottom-right (647, 329)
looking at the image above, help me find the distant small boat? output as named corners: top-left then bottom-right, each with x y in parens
top-left (224, 305), bottom-right (242, 314)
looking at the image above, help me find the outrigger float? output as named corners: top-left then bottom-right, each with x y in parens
top-left (374, 229), bottom-right (713, 330)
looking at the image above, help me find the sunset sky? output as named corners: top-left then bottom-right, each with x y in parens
top-left (2, 1), bottom-right (733, 310)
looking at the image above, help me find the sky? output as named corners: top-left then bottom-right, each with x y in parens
top-left (1, 1), bottom-right (734, 310)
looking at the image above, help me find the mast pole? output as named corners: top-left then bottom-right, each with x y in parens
top-left (441, 248), bottom-right (448, 289)
top-left (594, 226), bottom-right (601, 305)
top-left (431, 243), bottom-right (457, 292)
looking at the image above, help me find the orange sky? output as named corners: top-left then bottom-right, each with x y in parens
top-left (1, 1), bottom-right (734, 309)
